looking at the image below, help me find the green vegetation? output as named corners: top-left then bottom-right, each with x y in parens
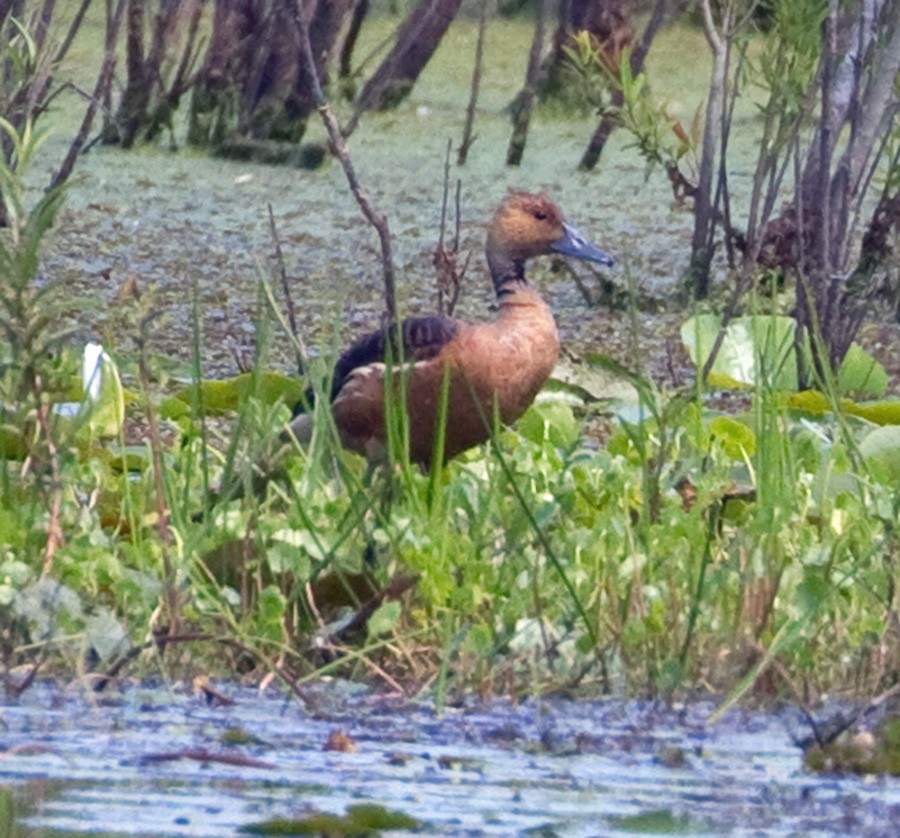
top-left (1, 118), bottom-right (897, 705)
top-left (0, 3), bottom-right (897, 710)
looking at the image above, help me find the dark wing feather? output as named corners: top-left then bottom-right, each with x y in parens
top-left (331, 315), bottom-right (460, 399)
top-left (294, 316), bottom-right (461, 414)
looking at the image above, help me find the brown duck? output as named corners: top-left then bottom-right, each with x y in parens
top-left (289, 191), bottom-right (614, 466)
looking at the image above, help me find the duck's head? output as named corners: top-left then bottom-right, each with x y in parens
top-left (486, 192), bottom-right (614, 279)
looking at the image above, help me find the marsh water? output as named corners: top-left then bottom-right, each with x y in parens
top-left (40, 20), bottom-right (729, 388)
top-left (1, 682), bottom-right (899, 837)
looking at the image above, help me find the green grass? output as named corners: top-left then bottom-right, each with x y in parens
top-left (2, 218), bottom-right (896, 701)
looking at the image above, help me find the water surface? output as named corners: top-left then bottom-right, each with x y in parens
top-left (2, 683), bottom-right (898, 836)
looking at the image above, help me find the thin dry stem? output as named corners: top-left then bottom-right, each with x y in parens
top-left (293, 2), bottom-right (396, 318)
top-left (137, 314), bottom-right (179, 635)
top-left (267, 202), bottom-right (304, 375)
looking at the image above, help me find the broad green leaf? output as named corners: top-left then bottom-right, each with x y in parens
top-left (0, 424), bottom-right (27, 459)
top-left (709, 415), bottom-right (757, 459)
top-left (258, 585), bottom-right (287, 623)
top-left (785, 391), bottom-right (900, 426)
top-left (518, 400), bottom-right (580, 451)
top-left (681, 314), bottom-right (887, 397)
top-left (859, 425), bottom-right (900, 484)
top-left (366, 600), bottom-right (401, 640)
top-left (82, 345), bottom-right (125, 438)
top-left (838, 343), bottom-right (888, 397)
top-left (85, 608), bottom-right (130, 662)
top-left (681, 314), bottom-right (798, 390)
top-left (173, 371), bottom-right (304, 415)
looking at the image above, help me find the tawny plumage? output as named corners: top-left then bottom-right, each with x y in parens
top-left (289, 192), bottom-right (613, 466)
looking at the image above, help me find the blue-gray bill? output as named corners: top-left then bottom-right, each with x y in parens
top-left (551, 222), bottom-right (615, 267)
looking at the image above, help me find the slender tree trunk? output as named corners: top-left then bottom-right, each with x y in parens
top-left (109, 0), bottom-right (205, 148)
top-left (580, 0), bottom-right (667, 170)
top-left (288, 0), bottom-right (355, 125)
top-left (506, 0), bottom-right (550, 166)
top-left (291, 2), bottom-right (396, 317)
top-left (189, 0), bottom-right (350, 150)
top-left (540, 0), bottom-right (634, 100)
top-left (115, 0), bottom-right (148, 148)
top-left (348, 0), bottom-right (464, 130)
top-left (53, 0), bottom-right (128, 189)
top-left (339, 0), bottom-right (369, 79)
top-left (689, 0), bottom-right (732, 300)
top-left (458, 0), bottom-right (490, 165)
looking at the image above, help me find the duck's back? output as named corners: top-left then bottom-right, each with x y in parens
top-left (332, 289), bottom-right (559, 465)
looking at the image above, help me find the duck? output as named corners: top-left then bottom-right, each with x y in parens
top-left (288, 191), bottom-right (614, 466)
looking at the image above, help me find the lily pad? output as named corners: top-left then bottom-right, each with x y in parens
top-left (784, 392), bottom-right (900, 426)
top-left (170, 371), bottom-right (305, 416)
top-left (681, 314), bottom-right (887, 396)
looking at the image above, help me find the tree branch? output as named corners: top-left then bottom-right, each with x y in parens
top-left (294, 0), bottom-right (396, 318)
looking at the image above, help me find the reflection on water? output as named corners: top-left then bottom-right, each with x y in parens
top-left (1, 683), bottom-right (898, 836)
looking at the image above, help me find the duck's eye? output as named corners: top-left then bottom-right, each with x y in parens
top-left (534, 210), bottom-right (548, 221)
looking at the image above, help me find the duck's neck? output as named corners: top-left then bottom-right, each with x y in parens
top-left (487, 250), bottom-right (528, 301)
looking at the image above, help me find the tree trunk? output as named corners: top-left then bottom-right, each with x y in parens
top-left (688, 0), bottom-right (732, 300)
top-left (580, 0), bottom-right (667, 170)
top-left (349, 0), bottom-right (464, 124)
top-left (188, 0), bottom-right (353, 151)
top-left (108, 0), bottom-right (205, 148)
top-left (458, 0), bottom-right (490, 165)
top-left (760, 0), bottom-right (900, 374)
top-left (506, 0), bottom-right (549, 166)
top-left (540, 0), bottom-right (634, 101)
top-left (113, 0), bottom-right (148, 148)
top-left (339, 0), bottom-right (369, 80)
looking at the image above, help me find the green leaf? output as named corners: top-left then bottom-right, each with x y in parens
top-left (709, 415), bottom-right (756, 460)
top-left (859, 425), bottom-right (900, 484)
top-left (85, 608), bottom-right (130, 662)
top-left (785, 391), bottom-right (900, 426)
top-left (462, 623), bottom-right (493, 656)
top-left (0, 424), bottom-right (27, 459)
top-left (517, 400), bottom-right (580, 451)
top-left (258, 585), bottom-right (287, 623)
top-left (682, 314), bottom-right (887, 396)
top-left (681, 314), bottom-right (798, 390)
top-left (81, 345), bottom-right (125, 438)
top-left (366, 600), bottom-right (401, 640)
top-left (838, 343), bottom-right (888, 397)
top-left (175, 371), bottom-right (304, 415)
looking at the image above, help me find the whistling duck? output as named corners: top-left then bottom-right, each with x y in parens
top-left (289, 191), bottom-right (614, 466)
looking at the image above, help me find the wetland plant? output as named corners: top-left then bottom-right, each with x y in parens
top-left (0, 136), bottom-right (897, 711)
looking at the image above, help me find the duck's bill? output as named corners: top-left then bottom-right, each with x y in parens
top-left (551, 222), bottom-right (615, 267)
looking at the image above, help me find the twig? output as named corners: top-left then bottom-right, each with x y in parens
top-left (138, 749), bottom-right (276, 769)
top-left (4, 654), bottom-right (44, 699)
top-left (292, 2), bottom-right (396, 319)
top-left (96, 630), bottom-right (313, 706)
top-left (458, 0), bottom-right (489, 165)
top-left (136, 312), bottom-right (179, 636)
top-left (51, 0), bottom-right (127, 189)
top-left (267, 203), bottom-right (305, 375)
top-left (798, 681), bottom-right (900, 750)
top-left (33, 386), bottom-right (64, 580)
top-left (434, 142), bottom-right (467, 316)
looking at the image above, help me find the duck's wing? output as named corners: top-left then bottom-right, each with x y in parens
top-left (330, 315), bottom-right (460, 399)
